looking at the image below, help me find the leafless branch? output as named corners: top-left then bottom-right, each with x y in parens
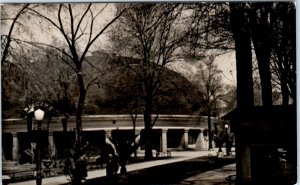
top-left (1, 4), bottom-right (29, 63)
top-left (74, 4), bottom-right (92, 37)
top-left (86, 77), bottom-right (99, 89)
top-left (80, 7), bottom-right (127, 63)
top-left (12, 37), bottom-right (76, 71)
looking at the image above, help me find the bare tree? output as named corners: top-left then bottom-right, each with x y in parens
top-left (109, 3), bottom-right (191, 159)
top-left (248, 3), bottom-right (273, 107)
top-left (187, 3), bottom-right (234, 54)
top-left (230, 2), bottom-right (296, 108)
top-left (24, 4), bottom-right (126, 150)
top-left (270, 2), bottom-right (296, 105)
top-left (193, 56), bottom-right (225, 149)
top-left (103, 55), bottom-right (143, 130)
top-left (222, 84), bottom-right (237, 112)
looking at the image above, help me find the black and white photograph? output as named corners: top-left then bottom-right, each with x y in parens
top-left (1, 2), bottom-right (296, 185)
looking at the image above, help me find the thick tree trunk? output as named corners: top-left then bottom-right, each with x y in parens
top-left (230, 3), bottom-right (254, 108)
top-left (254, 49), bottom-right (272, 107)
top-left (75, 72), bottom-right (87, 147)
top-left (249, 4), bottom-right (273, 107)
top-left (144, 96), bottom-right (153, 160)
top-left (207, 108), bottom-right (213, 150)
top-left (280, 70), bottom-right (290, 105)
top-left (230, 4), bottom-right (255, 185)
top-left (26, 112), bottom-right (33, 132)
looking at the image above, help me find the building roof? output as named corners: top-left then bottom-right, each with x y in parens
top-left (222, 105), bottom-right (296, 121)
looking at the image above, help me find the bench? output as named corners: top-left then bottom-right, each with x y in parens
top-left (2, 175), bottom-right (11, 185)
top-left (155, 151), bottom-right (171, 158)
top-left (4, 169), bottom-right (35, 182)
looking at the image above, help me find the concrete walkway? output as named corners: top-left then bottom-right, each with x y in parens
top-left (181, 163), bottom-right (236, 185)
top-left (10, 150), bottom-right (235, 185)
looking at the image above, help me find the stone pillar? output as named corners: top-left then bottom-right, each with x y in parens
top-left (12, 132), bottom-right (19, 161)
top-left (48, 132), bottom-right (56, 158)
top-left (161, 129), bottom-right (167, 152)
top-left (195, 130), bottom-right (205, 150)
top-left (180, 129), bottom-right (189, 149)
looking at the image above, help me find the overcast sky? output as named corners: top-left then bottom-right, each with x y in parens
top-left (2, 3), bottom-right (237, 86)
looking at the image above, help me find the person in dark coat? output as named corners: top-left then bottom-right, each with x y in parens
top-left (96, 137), bottom-right (118, 168)
top-left (73, 154), bottom-right (87, 185)
top-left (19, 142), bottom-right (36, 164)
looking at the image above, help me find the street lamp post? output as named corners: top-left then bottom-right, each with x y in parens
top-left (34, 109), bottom-right (45, 185)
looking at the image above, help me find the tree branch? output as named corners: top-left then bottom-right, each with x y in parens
top-left (2, 4), bottom-right (29, 63)
top-left (74, 4), bottom-right (92, 37)
top-left (80, 7), bottom-right (127, 62)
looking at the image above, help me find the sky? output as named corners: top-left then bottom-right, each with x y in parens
top-left (214, 52), bottom-right (236, 85)
top-left (1, 3), bottom-right (237, 86)
top-left (1, 3), bottom-right (116, 49)
top-left (166, 52), bottom-right (236, 86)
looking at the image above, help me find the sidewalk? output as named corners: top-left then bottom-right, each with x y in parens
top-left (10, 150), bottom-right (235, 185)
top-left (181, 163), bottom-right (236, 185)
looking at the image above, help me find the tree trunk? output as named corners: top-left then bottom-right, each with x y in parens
top-left (230, 3), bottom-right (254, 108)
top-left (144, 96), bottom-right (153, 160)
top-left (249, 4), bottom-right (273, 107)
top-left (207, 108), bottom-right (213, 150)
top-left (132, 116), bottom-right (136, 133)
top-left (61, 116), bottom-right (68, 132)
top-left (75, 72), bottom-right (87, 146)
top-left (273, 48), bottom-right (290, 105)
top-left (272, 3), bottom-right (296, 105)
top-left (229, 4), bottom-right (255, 185)
top-left (1, 5), bottom-right (29, 64)
top-left (280, 70), bottom-right (290, 106)
top-left (255, 48), bottom-right (272, 107)
top-left (26, 112), bottom-right (33, 132)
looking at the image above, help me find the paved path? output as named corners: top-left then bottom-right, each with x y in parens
top-left (181, 163), bottom-right (236, 185)
top-left (10, 150), bottom-right (235, 185)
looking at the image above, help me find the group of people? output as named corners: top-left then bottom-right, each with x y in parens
top-left (214, 127), bottom-right (235, 155)
top-left (73, 134), bottom-right (140, 184)
top-left (18, 134), bottom-right (140, 184)
top-left (98, 135), bottom-right (140, 176)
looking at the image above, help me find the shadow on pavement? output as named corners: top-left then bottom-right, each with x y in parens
top-left (88, 156), bottom-right (235, 185)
